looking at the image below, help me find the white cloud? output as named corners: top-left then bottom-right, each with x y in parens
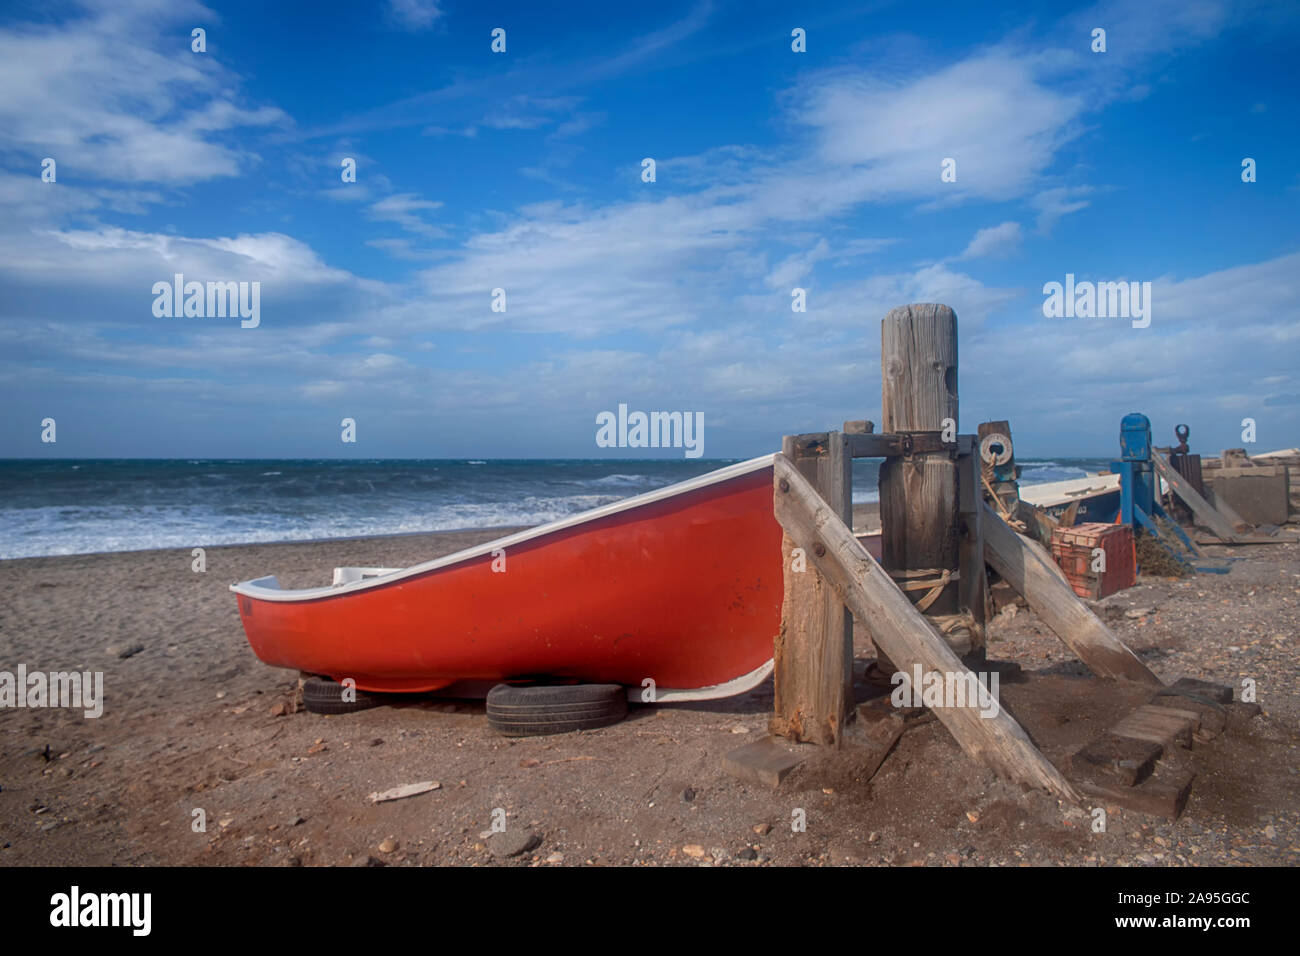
top-left (959, 221), bottom-right (1023, 260)
top-left (386, 0), bottom-right (443, 31)
top-left (1033, 186), bottom-right (1094, 234)
top-left (766, 240), bottom-right (831, 289)
top-left (365, 238), bottom-right (445, 260)
top-left (0, 1), bottom-right (286, 186)
top-left (366, 193), bottom-right (447, 238)
top-left (480, 96), bottom-right (583, 131)
top-left (792, 54), bottom-right (1087, 202)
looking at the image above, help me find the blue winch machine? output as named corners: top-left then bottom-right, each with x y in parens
top-left (1111, 413), bottom-right (1229, 574)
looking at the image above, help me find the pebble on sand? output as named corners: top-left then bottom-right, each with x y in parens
top-left (488, 829), bottom-right (541, 858)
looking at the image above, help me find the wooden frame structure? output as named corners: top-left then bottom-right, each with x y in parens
top-left (766, 303), bottom-right (1161, 799)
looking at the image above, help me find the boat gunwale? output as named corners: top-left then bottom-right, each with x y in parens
top-left (230, 453), bottom-right (778, 603)
top-left (1018, 473), bottom-right (1121, 509)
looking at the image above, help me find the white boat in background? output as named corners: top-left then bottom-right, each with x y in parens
top-left (1019, 473), bottom-right (1121, 525)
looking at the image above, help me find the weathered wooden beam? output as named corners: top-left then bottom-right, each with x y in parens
top-left (956, 450), bottom-right (988, 659)
top-left (771, 432), bottom-right (853, 746)
top-left (981, 502), bottom-right (1162, 685)
top-left (843, 432), bottom-right (975, 459)
top-left (846, 433), bottom-right (900, 458)
top-left (880, 304), bottom-right (961, 619)
top-left (1203, 486), bottom-right (1249, 532)
top-left (1152, 451), bottom-right (1241, 542)
top-left (774, 454), bottom-right (1080, 802)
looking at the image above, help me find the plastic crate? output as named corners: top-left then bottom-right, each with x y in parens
top-left (1050, 522), bottom-right (1135, 600)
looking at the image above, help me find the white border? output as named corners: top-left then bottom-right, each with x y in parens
top-left (430, 659), bottom-right (776, 704)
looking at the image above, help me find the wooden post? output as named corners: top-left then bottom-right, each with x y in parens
top-left (956, 449), bottom-right (988, 660)
top-left (770, 431), bottom-right (853, 746)
top-left (977, 420), bottom-right (1019, 514)
top-left (982, 502), bottom-right (1162, 685)
top-left (774, 455), bottom-right (1079, 802)
top-left (879, 303), bottom-right (961, 653)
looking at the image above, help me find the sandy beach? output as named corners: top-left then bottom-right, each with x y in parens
top-left (1, 508), bottom-right (1297, 867)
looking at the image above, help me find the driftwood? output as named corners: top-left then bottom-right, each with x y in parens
top-left (368, 780), bottom-right (441, 803)
top-left (774, 454), bottom-right (1080, 802)
top-left (981, 502), bottom-right (1161, 686)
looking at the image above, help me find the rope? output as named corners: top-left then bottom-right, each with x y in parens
top-left (981, 471), bottom-right (1029, 533)
top-left (886, 567), bottom-right (959, 612)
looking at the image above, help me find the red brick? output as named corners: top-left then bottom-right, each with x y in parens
top-left (1050, 523), bottom-right (1135, 599)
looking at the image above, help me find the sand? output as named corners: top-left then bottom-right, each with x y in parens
top-left (1, 515), bottom-right (1297, 867)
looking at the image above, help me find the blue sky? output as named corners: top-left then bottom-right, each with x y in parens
top-left (1, 0), bottom-right (1297, 459)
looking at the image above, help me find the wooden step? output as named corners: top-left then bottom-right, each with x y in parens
top-left (1151, 692), bottom-right (1226, 741)
top-left (1067, 733), bottom-right (1162, 786)
top-left (1111, 704), bottom-right (1197, 751)
top-left (1075, 765), bottom-right (1195, 819)
top-left (1171, 677), bottom-right (1233, 704)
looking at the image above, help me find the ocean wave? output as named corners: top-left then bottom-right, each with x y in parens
top-left (0, 492), bottom-right (639, 559)
top-left (587, 473), bottom-right (653, 486)
top-left (0, 460), bottom-right (753, 558)
top-left (1018, 461), bottom-right (1093, 484)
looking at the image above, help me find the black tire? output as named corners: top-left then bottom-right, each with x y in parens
top-left (486, 683), bottom-right (627, 737)
top-left (302, 676), bottom-right (386, 715)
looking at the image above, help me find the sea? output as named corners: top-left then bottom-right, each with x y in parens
top-left (0, 457), bottom-right (1111, 559)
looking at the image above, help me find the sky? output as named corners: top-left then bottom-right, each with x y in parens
top-left (0, 0), bottom-right (1297, 460)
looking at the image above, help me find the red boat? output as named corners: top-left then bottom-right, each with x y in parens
top-left (232, 455), bottom-right (880, 701)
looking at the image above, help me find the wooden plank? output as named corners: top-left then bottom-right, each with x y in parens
top-left (771, 432), bottom-right (853, 746)
top-left (1194, 531), bottom-right (1299, 545)
top-left (845, 431), bottom-right (973, 458)
top-left (1151, 695), bottom-right (1225, 741)
top-left (1067, 733), bottom-right (1162, 787)
top-left (1204, 485), bottom-right (1250, 531)
top-left (1153, 450), bottom-right (1241, 541)
top-left (773, 454), bottom-right (1080, 802)
top-left (1171, 677), bottom-right (1233, 703)
top-left (1111, 704), bottom-right (1195, 750)
top-left (1075, 767), bottom-right (1195, 819)
top-left (1145, 704), bottom-right (1201, 734)
top-left (723, 736), bottom-right (809, 788)
top-left (846, 433), bottom-right (900, 458)
top-left (982, 502), bottom-right (1162, 686)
